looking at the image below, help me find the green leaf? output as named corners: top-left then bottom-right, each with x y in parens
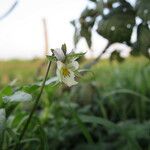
top-left (136, 0), bottom-right (150, 22)
top-left (102, 89), bottom-right (150, 103)
top-left (71, 111), bottom-right (94, 144)
top-left (110, 51), bottom-right (125, 62)
top-left (67, 52), bottom-right (85, 60)
top-left (79, 115), bottom-right (141, 150)
top-left (36, 125), bottom-right (49, 150)
top-left (77, 69), bottom-right (95, 78)
top-left (80, 26), bottom-right (92, 48)
top-left (46, 55), bottom-right (57, 61)
top-left (134, 23), bottom-right (150, 58)
top-left (1, 86), bottom-right (13, 96)
top-left (0, 109), bottom-right (6, 132)
top-left (95, 0), bottom-right (104, 14)
top-left (9, 112), bottom-right (28, 130)
top-left (79, 7), bottom-right (98, 48)
top-left (89, 0), bottom-right (97, 2)
top-left (71, 20), bottom-right (81, 47)
top-left (78, 69), bottom-right (93, 74)
top-left (97, 2), bottom-right (135, 43)
top-left (35, 77), bottom-right (58, 87)
top-left (81, 7), bottom-right (98, 18)
top-left (22, 84), bottom-right (39, 93)
top-left (0, 109), bottom-right (6, 147)
top-left (6, 128), bottom-right (19, 144)
top-left (0, 86), bottom-right (13, 106)
top-left (3, 91), bottom-right (32, 103)
top-left (80, 115), bottom-right (118, 130)
top-left (61, 43), bottom-right (67, 55)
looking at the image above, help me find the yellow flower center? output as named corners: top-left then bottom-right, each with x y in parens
top-left (61, 67), bottom-right (70, 77)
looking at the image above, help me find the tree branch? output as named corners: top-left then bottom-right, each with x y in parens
top-left (84, 42), bottom-right (111, 69)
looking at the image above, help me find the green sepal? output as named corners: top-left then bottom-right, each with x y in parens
top-left (46, 55), bottom-right (57, 62)
top-left (61, 43), bottom-right (67, 55)
top-left (67, 52), bottom-right (85, 60)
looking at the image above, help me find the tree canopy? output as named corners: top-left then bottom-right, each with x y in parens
top-left (71, 0), bottom-right (150, 61)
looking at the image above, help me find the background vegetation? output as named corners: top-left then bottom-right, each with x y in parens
top-left (0, 0), bottom-right (150, 149)
top-left (0, 56), bottom-right (150, 150)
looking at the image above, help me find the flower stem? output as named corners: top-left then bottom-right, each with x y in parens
top-left (14, 61), bottom-right (52, 150)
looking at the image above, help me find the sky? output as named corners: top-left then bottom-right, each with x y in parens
top-left (0, 0), bottom-right (133, 60)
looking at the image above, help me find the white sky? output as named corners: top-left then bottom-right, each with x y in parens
top-left (0, 0), bottom-right (132, 60)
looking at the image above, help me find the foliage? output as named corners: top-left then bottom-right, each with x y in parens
top-left (0, 57), bottom-right (150, 149)
top-left (132, 23), bottom-right (150, 58)
top-left (72, 0), bottom-right (150, 60)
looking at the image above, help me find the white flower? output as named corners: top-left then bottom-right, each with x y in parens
top-left (48, 45), bottom-right (85, 87)
top-left (56, 61), bottom-right (79, 87)
top-left (53, 48), bottom-right (65, 61)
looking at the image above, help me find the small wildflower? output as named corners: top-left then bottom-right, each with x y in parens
top-left (56, 61), bottom-right (78, 87)
top-left (47, 44), bottom-right (85, 87)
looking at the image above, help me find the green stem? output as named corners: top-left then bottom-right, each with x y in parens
top-left (14, 61), bottom-right (52, 150)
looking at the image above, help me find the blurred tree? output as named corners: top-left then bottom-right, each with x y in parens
top-left (72, 0), bottom-right (150, 64)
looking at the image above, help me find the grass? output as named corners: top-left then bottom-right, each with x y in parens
top-left (0, 56), bottom-right (150, 150)
top-left (0, 59), bottom-right (42, 87)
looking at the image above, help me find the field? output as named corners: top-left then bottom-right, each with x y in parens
top-left (0, 56), bottom-right (150, 150)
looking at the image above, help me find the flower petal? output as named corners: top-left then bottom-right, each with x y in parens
top-left (53, 48), bottom-right (65, 61)
top-left (68, 60), bottom-right (79, 71)
top-left (62, 70), bottom-right (78, 87)
top-left (57, 61), bottom-right (64, 70)
top-left (71, 60), bottom-right (79, 71)
top-left (56, 69), bottom-right (62, 82)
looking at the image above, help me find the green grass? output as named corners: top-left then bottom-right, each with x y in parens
top-left (0, 56), bottom-right (150, 150)
top-left (0, 59), bottom-right (42, 87)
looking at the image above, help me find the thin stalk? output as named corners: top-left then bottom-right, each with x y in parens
top-left (14, 61), bottom-right (52, 150)
top-left (84, 42), bottom-right (111, 69)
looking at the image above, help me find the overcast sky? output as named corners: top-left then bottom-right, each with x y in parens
top-left (0, 0), bottom-right (134, 59)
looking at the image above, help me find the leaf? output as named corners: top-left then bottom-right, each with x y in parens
top-left (89, 0), bottom-right (97, 2)
top-left (79, 115), bottom-right (118, 130)
top-left (6, 128), bottom-right (19, 144)
top-left (71, 20), bottom-right (81, 47)
top-left (36, 125), bottom-right (49, 150)
top-left (77, 69), bottom-right (95, 78)
top-left (61, 43), bottom-right (67, 55)
top-left (118, 121), bottom-right (150, 139)
top-left (110, 51), bottom-right (125, 62)
top-left (136, 0), bottom-right (150, 22)
top-left (79, 115), bottom-right (141, 150)
top-left (0, 109), bottom-right (6, 147)
top-left (0, 86), bottom-right (13, 106)
top-left (45, 77), bottom-right (58, 86)
top-left (0, 109), bottom-right (6, 132)
top-left (46, 55), bottom-right (57, 61)
top-left (97, 2), bottom-right (135, 43)
top-left (73, 29), bottom-right (80, 47)
top-left (35, 77), bottom-right (58, 87)
top-left (22, 84), bottom-right (39, 93)
top-left (67, 52), bottom-right (85, 60)
top-left (1, 86), bottom-right (13, 96)
top-left (3, 91), bottom-right (32, 103)
top-left (102, 89), bottom-right (150, 103)
top-left (80, 26), bottom-right (92, 48)
top-left (95, 0), bottom-right (104, 14)
top-left (133, 23), bottom-right (150, 58)
top-left (71, 111), bottom-right (94, 144)
top-left (81, 7), bottom-right (98, 18)
top-left (79, 7), bottom-right (98, 48)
